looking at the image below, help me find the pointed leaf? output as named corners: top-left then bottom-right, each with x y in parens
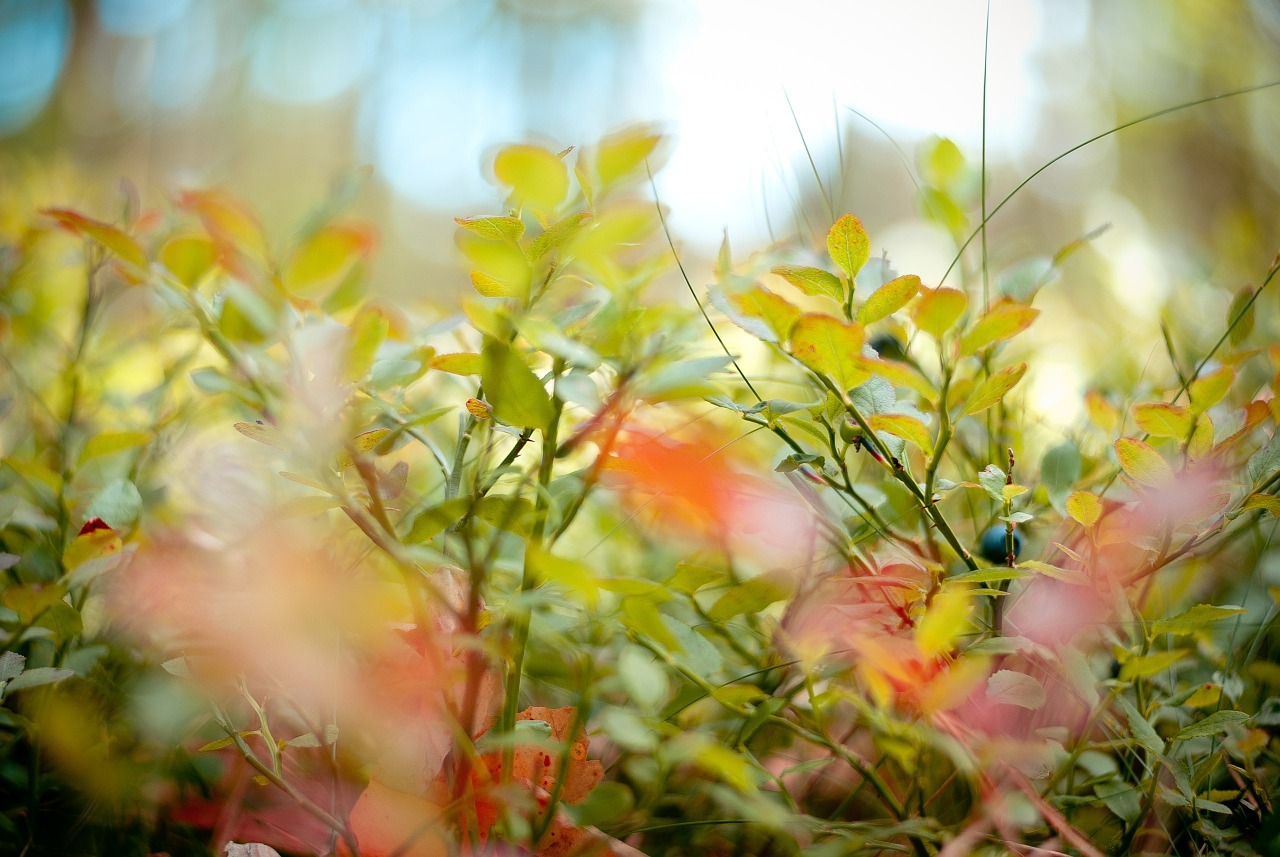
top-left (482, 340), bottom-right (554, 431)
top-left (1175, 709), bottom-right (1249, 741)
top-left (826, 214), bottom-right (870, 280)
top-left (1150, 604), bottom-right (1246, 636)
top-left (454, 215), bottom-right (525, 243)
top-left (961, 362), bottom-right (1027, 416)
top-left (958, 300), bottom-right (1039, 356)
top-left (771, 264), bottom-right (843, 302)
top-left (857, 274), bottom-right (920, 324)
top-left (429, 352), bottom-right (483, 376)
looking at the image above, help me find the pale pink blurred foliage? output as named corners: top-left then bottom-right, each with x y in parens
top-left (106, 513), bottom-right (496, 797)
top-left (606, 425), bottom-right (815, 567)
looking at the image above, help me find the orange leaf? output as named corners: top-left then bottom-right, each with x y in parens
top-left (43, 208), bottom-right (147, 276)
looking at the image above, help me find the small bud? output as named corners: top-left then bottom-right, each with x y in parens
top-left (465, 398), bottom-right (492, 419)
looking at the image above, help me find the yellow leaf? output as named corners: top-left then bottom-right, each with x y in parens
top-left (283, 224), bottom-right (375, 297)
top-left (494, 144), bottom-right (569, 211)
top-left (912, 287), bottom-right (968, 339)
top-left (1115, 436), bottom-right (1174, 487)
top-left (429, 352), bottom-right (483, 375)
top-left (1189, 366), bottom-right (1234, 414)
top-left (1243, 493), bottom-right (1280, 516)
top-left (866, 413), bottom-right (934, 455)
top-left (1066, 490), bottom-right (1102, 527)
top-left (1133, 402), bottom-right (1193, 439)
top-left (856, 356), bottom-right (939, 400)
top-left (1188, 414), bottom-right (1214, 460)
top-left (961, 362), bottom-right (1027, 416)
top-left (725, 285), bottom-right (801, 342)
top-left (958, 300), bottom-right (1039, 356)
top-left (1085, 390), bottom-right (1120, 433)
top-left (159, 234), bottom-right (217, 288)
top-left (857, 274), bottom-right (920, 324)
top-left (916, 586), bottom-right (973, 656)
top-left (826, 214), bottom-right (870, 280)
top-left (470, 270), bottom-right (523, 298)
top-left (593, 127), bottom-right (662, 189)
top-left (789, 313), bottom-right (869, 392)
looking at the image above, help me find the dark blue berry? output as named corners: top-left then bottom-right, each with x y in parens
top-left (978, 525), bottom-right (1023, 564)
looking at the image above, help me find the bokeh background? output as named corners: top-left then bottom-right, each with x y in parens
top-left (4, 0), bottom-right (1280, 428)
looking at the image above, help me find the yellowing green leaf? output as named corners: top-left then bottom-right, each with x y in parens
top-left (770, 264), bottom-right (843, 303)
top-left (1188, 414), bottom-right (1215, 460)
top-left (159, 234), bottom-right (216, 288)
top-left (958, 300), bottom-right (1039, 357)
top-left (44, 208), bottom-right (148, 278)
top-left (826, 214), bottom-right (870, 280)
top-left (1115, 436), bottom-right (1174, 487)
top-left (344, 309), bottom-right (388, 382)
top-left (1150, 603), bottom-right (1246, 636)
top-left (961, 362), bottom-right (1027, 416)
top-left (1066, 490), bottom-right (1102, 527)
top-left (1243, 493), bottom-right (1280, 516)
top-left (458, 230), bottom-right (531, 301)
top-left (1175, 709), bottom-right (1249, 741)
top-left (1189, 366), bottom-right (1234, 414)
top-left (176, 189), bottom-right (269, 268)
top-left (594, 127), bottom-right (661, 189)
top-left (857, 274), bottom-right (920, 324)
top-left (429, 352), bottom-right (483, 376)
top-left (470, 270), bottom-right (524, 298)
top-left (1119, 649), bottom-right (1187, 680)
top-left (80, 431), bottom-right (152, 463)
top-left (789, 313), bottom-right (868, 391)
top-left (481, 340), bottom-right (554, 431)
top-left (283, 224), bottom-right (375, 297)
top-left (866, 413), bottom-right (933, 454)
top-left (1018, 560), bottom-right (1087, 585)
top-left (454, 215), bottom-right (525, 243)
top-left (858, 357), bottom-right (939, 400)
top-left (916, 587), bottom-right (972, 656)
top-left (912, 287), bottom-right (968, 339)
top-left (707, 573), bottom-right (793, 622)
top-left (493, 144), bottom-right (569, 211)
top-left (724, 285), bottom-right (801, 342)
top-left (1133, 402), bottom-right (1193, 439)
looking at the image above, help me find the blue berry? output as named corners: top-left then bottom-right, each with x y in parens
top-left (978, 525), bottom-right (1023, 564)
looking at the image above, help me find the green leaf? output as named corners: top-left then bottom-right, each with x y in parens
top-left (958, 300), bottom-right (1039, 356)
top-left (1116, 697), bottom-right (1165, 755)
top-left (1248, 433), bottom-right (1280, 484)
top-left (617, 646), bottom-right (667, 710)
top-left (1175, 709), bottom-right (1249, 741)
top-left (977, 465), bottom-right (1006, 502)
top-left (1120, 649), bottom-right (1188, 680)
top-left (857, 274), bottom-right (920, 324)
top-left (197, 736), bottom-right (236, 752)
top-left (1227, 285), bottom-right (1256, 346)
top-left (1150, 604), bottom-right (1246, 636)
top-left (493, 144), bottom-right (569, 211)
top-left (5, 667), bottom-right (75, 694)
top-left (481, 340), bottom-right (554, 431)
top-left (1133, 402), bottom-right (1193, 439)
top-left (80, 431), bottom-right (152, 463)
top-left (912, 287), bottom-right (968, 339)
top-left (770, 264), bottom-right (843, 303)
top-left (529, 211), bottom-right (591, 260)
top-left (1115, 436), bottom-right (1173, 487)
top-left (86, 479), bottom-right (143, 529)
top-left (0, 652), bottom-right (25, 682)
top-left (1094, 780), bottom-right (1143, 823)
top-left (789, 313), bottom-right (868, 392)
top-left (826, 214), bottom-right (870, 280)
top-left (473, 494), bottom-right (534, 536)
top-left (454, 215), bottom-right (525, 243)
top-left (961, 362), bottom-right (1027, 416)
top-left (402, 497), bottom-right (473, 544)
top-left (622, 597), bottom-right (679, 652)
top-left (985, 670), bottom-right (1046, 710)
top-left (949, 566), bottom-right (1032, 584)
top-left (1189, 366), bottom-right (1234, 414)
top-left (866, 413), bottom-right (933, 455)
top-left (707, 573), bottom-right (793, 621)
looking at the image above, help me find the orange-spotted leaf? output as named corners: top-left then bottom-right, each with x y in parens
top-left (159, 234), bottom-right (217, 288)
top-left (789, 313), bottom-right (868, 392)
top-left (43, 208), bottom-right (147, 275)
top-left (961, 362), bottom-right (1027, 416)
top-left (866, 413), bottom-right (933, 455)
top-left (912, 287), bottom-right (968, 339)
top-left (770, 264), bottom-right (843, 303)
top-left (826, 214), bottom-right (870, 280)
top-left (1133, 402), bottom-right (1192, 438)
top-left (1115, 436), bottom-right (1174, 487)
top-left (958, 300), bottom-right (1039, 356)
top-left (283, 223), bottom-right (376, 298)
top-left (857, 274), bottom-right (920, 325)
top-left (494, 144), bottom-right (570, 211)
top-left (1065, 490), bottom-right (1102, 527)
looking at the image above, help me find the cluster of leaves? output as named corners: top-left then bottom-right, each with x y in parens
top-left (1, 121), bottom-right (1280, 857)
